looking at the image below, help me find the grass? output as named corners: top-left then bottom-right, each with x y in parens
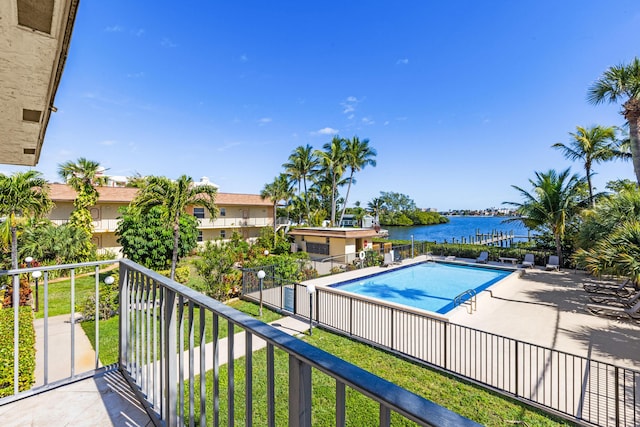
top-left (186, 328), bottom-right (573, 426)
top-left (33, 272), bottom-right (115, 319)
top-left (81, 300), bottom-right (283, 366)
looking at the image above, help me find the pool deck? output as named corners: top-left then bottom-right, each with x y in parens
top-left (305, 255), bottom-right (640, 370)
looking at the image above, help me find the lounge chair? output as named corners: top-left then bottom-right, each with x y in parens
top-left (586, 299), bottom-right (640, 320)
top-left (476, 251), bottom-right (488, 264)
top-left (521, 253), bottom-right (535, 268)
top-left (590, 289), bottom-right (640, 307)
top-left (584, 278), bottom-right (632, 296)
top-left (545, 255), bottom-right (560, 271)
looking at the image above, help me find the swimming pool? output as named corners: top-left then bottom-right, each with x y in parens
top-left (330, 262), bottom-right (512, 314)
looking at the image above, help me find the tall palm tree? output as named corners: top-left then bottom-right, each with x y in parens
top-left (504, 168), bottom-right (587, 264)
top-left (0, 171), bottom-right (52, 269)
top-left (315, 136), bottom-right (347, 226)
top-left (283, 144), bottom-right (319, 223)
top-left (261, 173), bottom-right (294, 248)
top-left (588, 57), bottom-right (640, 185)
top-left (58, 158), bottom-right (108, 231)
top-left (552, 125), bottom-right (618, 206)
top-left (338, 136), bottom-right (377, 227)
top-left (133, 175), bottom-right (218, 281)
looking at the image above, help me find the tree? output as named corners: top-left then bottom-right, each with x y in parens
top-left (367, 197), bottom-right (384, 222)
top-left (58, 158), bottom-right (108, 260)
top-left (20, 221), bottom-right (93, 265)
top-left (504, 168), bottom-right (587, 264)
top-left (552, 125), bottom-right (619, 206)
top-left (261, 173), bottom-right (293, 248)
top-left (116, 205), bottom-right (199, 270)
top-left (283, 144), bottom-right (319, 223)
top-left (588, 57), bottom-right (640, 185)
top-left (574, 220), bottom-right (640, 283)
top-left (338, 136), bottom-right (377, 226)
top-left (316, 136), bottom-right (347, 226)
top-left (574, 186), bottom-right (640, 251)
top-left (0, 171), bottom-right (52, 269)
top-left (132, 175), bottom-right (218, 280)
top-left (193, 241), bottom-right (239, 300)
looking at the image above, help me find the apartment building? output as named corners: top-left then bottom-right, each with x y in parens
top-left (48, 183), bottom-right (274, 254)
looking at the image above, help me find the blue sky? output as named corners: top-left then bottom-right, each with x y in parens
top-left (4, 1), bottom-right (639, 210)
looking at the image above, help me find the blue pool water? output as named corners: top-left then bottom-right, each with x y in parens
top-left (330, 262), bottom-right (512, 314)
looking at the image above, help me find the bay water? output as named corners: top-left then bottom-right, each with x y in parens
top-left (385, 216), bottom-right (531, 243)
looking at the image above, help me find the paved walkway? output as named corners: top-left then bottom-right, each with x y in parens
top-left (2, 314), bottom-right (309, 426)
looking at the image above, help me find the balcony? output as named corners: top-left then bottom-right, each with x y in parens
top-left (197, 217), bottom-right (272, 228)
top-left (0, 260), bottom-right (478, 426)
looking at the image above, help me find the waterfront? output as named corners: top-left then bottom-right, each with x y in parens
top-left (386, 216), bottom-right (531, 243)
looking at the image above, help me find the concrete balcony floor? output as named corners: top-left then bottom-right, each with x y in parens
top-left (0, 369), bottom-right (153, 427)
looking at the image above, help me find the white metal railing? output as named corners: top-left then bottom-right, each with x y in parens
top-left (0, 260), bottom-right (479, 426)
top-left (197, 217), bottom-right (272, 228)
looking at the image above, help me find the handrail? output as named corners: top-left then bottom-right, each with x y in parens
top-left (453, 288), bottom-right (477, 313)
top-left (0, 260), bottom-right (479, 426)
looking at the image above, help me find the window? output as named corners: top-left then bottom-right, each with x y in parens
top-left (220, 208), bottom-right (226, 217)
top-left (197, 231), bottom-right (203, 242)
top-left (220, 230), bottom-right (226, 239)
top-left (193, 207), bottom-right (205, 219)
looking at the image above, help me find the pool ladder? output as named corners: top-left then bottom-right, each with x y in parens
top-left (454, 289), bottom-right (477, 313)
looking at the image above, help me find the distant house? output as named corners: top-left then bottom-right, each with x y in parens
top-left (339, 214), bottom-right (357, 227)
top-left (288, 227), bottom-right (380, 263)
top-left (48, 183), bottom-right (273, 255)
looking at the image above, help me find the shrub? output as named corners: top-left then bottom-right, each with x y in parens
top-left (80, 274), bottom-right (119, 321)
top-left (0, 307), bottom-right (36, 397)
top-left (158, 266), bottom-right (190, 284)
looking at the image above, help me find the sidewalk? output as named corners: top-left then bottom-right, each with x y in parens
top-left (34, 312), bottom-right (309, 384)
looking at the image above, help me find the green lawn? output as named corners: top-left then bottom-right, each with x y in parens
top-left (187, 329), bottom-right (573, 426)
top-left (81, 300), bottom-right (283, 366)
top-left (33, 272), bottom-right (115, 319)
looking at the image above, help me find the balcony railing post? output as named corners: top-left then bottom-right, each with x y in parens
top-left (119, 265), bottom-right (129, 369)
top-left (289, 355), bottom-right (312, 427)
top-left (163, 288), bottom-right (178, 427)
top-left (12, 274), bottom-right (19, 395)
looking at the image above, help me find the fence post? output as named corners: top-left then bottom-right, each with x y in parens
top-left (615, 366), bottom-right (620, 427)
top-left (163, 288), bottom-right (178, 426)
top-left (289, 356), bottom-right (312, 427)
top-left (514, 342), bottom-right (519, 397)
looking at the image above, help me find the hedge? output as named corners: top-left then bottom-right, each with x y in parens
top-left (0, 307), bottom-right (36, 397)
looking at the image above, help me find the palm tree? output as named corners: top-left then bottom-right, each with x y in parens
top-left (574, 220), bottom-right (640, 283)
top-left (316, 136), bottom-right (347, 226)
top-left (552, 125), bottom-right (618, 206)
top-left (133, 175), bottom-right (218, 281)
top-left (283, 144), bottom-right (319, 223)
top-left (338, 136), bottom-right (377, 226)
top-left (504, 168), bottom-right (587, 264)
top-left (58, 157), bottom-right (108, 231)
top-left (588, 57), bottom-right (640, 185)
top-left (367, 197), bottom-right (384, 224)
top-left (0, 171), bottom-right (52, 269)
top-left (261, 173), bottom-right (294, 248)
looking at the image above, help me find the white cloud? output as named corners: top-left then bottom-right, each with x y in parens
top-left (396, 58), bottom-right (409, 65)
top-left (313, 127), bottom-right (339, 135)
top-left (383, 120), bottom-right (390, 126)
top-left (99, 140), bottom-right (117, 146)
top-left (347, 114), bottom-right (355, 120)
top-left (258, 117), bottom-right (272, 125)
top-left (240, 54), bottom-right (248, 62)
top-left (161, 37), bottom-right (177, 48)
top-left (105, 25), bottom-right (124, 32)
top-left (126, 72), bottom-right (145, 78)
top-left (341, 96), bottom-right (361, 115)
top-left (362, 117), bottom-right (375, 125)
top-left (133, 28), bottom-right (145, 37)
